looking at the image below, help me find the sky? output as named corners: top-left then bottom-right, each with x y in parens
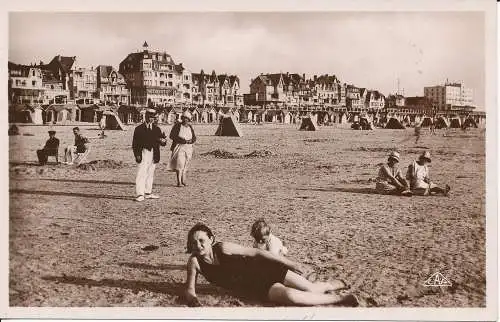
top-left (9, 12), bottom-right (485, 107)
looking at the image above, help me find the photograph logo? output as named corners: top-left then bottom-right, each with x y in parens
top-left (423, 272), bottom-right (452, 287)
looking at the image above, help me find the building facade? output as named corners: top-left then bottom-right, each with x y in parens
top-left (96, 65), bottom-right (130, 105)
top-left (119, 43), bottom-right (189, 106)
top-left (345, 84), bottom-right (364, 110)
top-left (192, 70), bottom-right (242, 107)
top-left (365, 90), bottom-right (386, 109)
top-left (424, 82), bottom-right (474, 111)
top-left (70, 66), bottom-right (98, 100)
top-left (39, 55), bottom-right (76, 104)
top-left (8, 62), bottom-right (45, 105)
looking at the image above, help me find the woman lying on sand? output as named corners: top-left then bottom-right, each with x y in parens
top-left (184, 223), bottom-right (358, 307)
top-left (406, 151), bottom-right (450, 196)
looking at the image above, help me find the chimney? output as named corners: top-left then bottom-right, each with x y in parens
top-left (302, 73), bottom-right (305, 80)
top-left (313, 75), bottom-right (317, 82)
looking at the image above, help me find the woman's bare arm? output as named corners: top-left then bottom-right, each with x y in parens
top-left (220, 242), bottom-right (304, 274)
top-left (185, 256), bottom-right (202, 307)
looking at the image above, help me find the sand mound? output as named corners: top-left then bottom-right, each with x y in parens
top-left (352, 147), bottom-right (394, 153)
top-left (304, 138), bottom-right (335, 143)
top-left (77, 160), bottom-right (125, 171)
top-left (243, 150), bottom-right (273, 158)
top-left (200, 149), bottom-right (240, 159)
top-left (201, 149), bottom-right (274, 159)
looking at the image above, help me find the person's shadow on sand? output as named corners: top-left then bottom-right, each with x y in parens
top-left (296, 187), bottom-right (378, 195)
top-left (42, 275), bottom-right (228, 297)
top-left (41, 274), bottom-right (270, 306)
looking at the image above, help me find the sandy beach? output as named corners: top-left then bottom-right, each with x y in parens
top-left (9, 123), bottom-right (486, 307)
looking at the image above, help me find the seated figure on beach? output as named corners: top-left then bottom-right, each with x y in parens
top-left (251, 218), bottom-right (288, 256)
top-left (375, 151), bottom-right (411, 196)
top-left (406, 151), bottom-right (450, 196)
top-left (36, 130), bottom-right (60, 165)
top-left (184, 223), bottom-right (357, 307)
top-left (64, 127), bottom-right (89, 165)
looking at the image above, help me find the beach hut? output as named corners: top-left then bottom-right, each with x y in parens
top-left (45, 103), bottom-right (80, 124)
top-left (9, 104), bottom-right (42, 124)
top-left (79, 104), bottom-right (101, 123)
top-left (208, 107), bottom-right (217, 123)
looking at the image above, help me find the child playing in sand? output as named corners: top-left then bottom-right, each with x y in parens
top-left (251, 218), bottom-right (288, 256)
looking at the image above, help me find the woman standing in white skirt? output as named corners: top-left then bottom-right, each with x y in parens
top-left (168, 111), bottom-right (197, 187)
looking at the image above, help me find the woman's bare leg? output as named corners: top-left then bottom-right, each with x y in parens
top-left (175, 170), bottom-right (182, 187)
top-left (268, 283), bottom-right (357, 306)
top-left (283, 270), bottom-right (346, 293)
top-left (181, 168), bottom-right (188, 186)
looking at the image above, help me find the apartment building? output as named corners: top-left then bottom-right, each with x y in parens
top-left (70, 66), bottom-right (97, 100)
top-left (96, 65), bottom-right (130, 105)
top-left (8, 62), bottom-right (45, 105)
top-left (192, 70), bottom-right (242, 107)
top-left (424, 82), bottom-right (474, 111)
top-left (119, 43), bottom-right (189, 106)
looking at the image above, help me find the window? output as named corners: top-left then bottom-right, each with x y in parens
top-left (32, 81), bottom-right (36, 86)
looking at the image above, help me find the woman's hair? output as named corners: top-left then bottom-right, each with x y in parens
top-left (186, 223), bottom-right (215, 253)
top-left (250, 218), bottom-right (271, 240)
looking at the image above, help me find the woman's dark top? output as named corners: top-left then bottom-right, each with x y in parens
top-left (196, 242), bottom-right (288, 300)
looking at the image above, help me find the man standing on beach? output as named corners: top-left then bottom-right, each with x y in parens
top-left (132, 109), bottom-right (167, 202)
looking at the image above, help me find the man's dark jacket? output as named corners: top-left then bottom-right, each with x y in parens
top-left (132, 123), bottom-right (166, 163)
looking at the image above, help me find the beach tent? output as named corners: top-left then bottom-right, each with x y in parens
top-left (385, 117), bottom-right (405, 129)
top-left (299, 117), bottom-right (318, 131)
top-left (419, 117), bottom-right (433, 127)
top-left (101, 110), bottom-right (125, 130)
top-left (462, 117), bottom-right (478, 128)
top-left (215, 115), bottom-right (242, 137)
top-left (449, 117), bottom-right (462, 128)
top-left (434, 116), bottom-right (449, 129)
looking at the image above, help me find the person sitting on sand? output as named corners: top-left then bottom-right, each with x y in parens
top-left (63, 127), bottom-right (89, 165)
top-left (375, 151), bottom-right (411, 196)
top-left (168, 111), bottom-right (196, 187)
top-left (405, 151), bottom-right (450, 196)
top-left (184, 223), bottom-right (357, 307)
top-left (251, 218), bottom-right (288, 256)
top-left (36, 130), bottom-right (60, 165)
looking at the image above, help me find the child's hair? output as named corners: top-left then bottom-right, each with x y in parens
top-left (251, 218), bottom-right (271, 240)
top-left (186, 223), bottom-right (215, 254)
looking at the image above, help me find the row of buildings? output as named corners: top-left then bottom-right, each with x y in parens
top-left (9, 42), bottom-right (480, 125)
top-left (246, 72), bottom-right (476, 113)
top-left (8, 42), bottom-right (244, 109)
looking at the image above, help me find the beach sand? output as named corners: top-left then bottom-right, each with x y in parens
top-left (9, 123), bottom-right (486, 307)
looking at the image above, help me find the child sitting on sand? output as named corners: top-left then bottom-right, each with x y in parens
top-left (251, 218), bottom-right (288, 256)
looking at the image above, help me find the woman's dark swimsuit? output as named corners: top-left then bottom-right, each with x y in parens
top-left (196, 242), bottom-right (288, 299)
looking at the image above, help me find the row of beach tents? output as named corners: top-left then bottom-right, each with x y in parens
top-left (384, 115), bottom-right (478, 129)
